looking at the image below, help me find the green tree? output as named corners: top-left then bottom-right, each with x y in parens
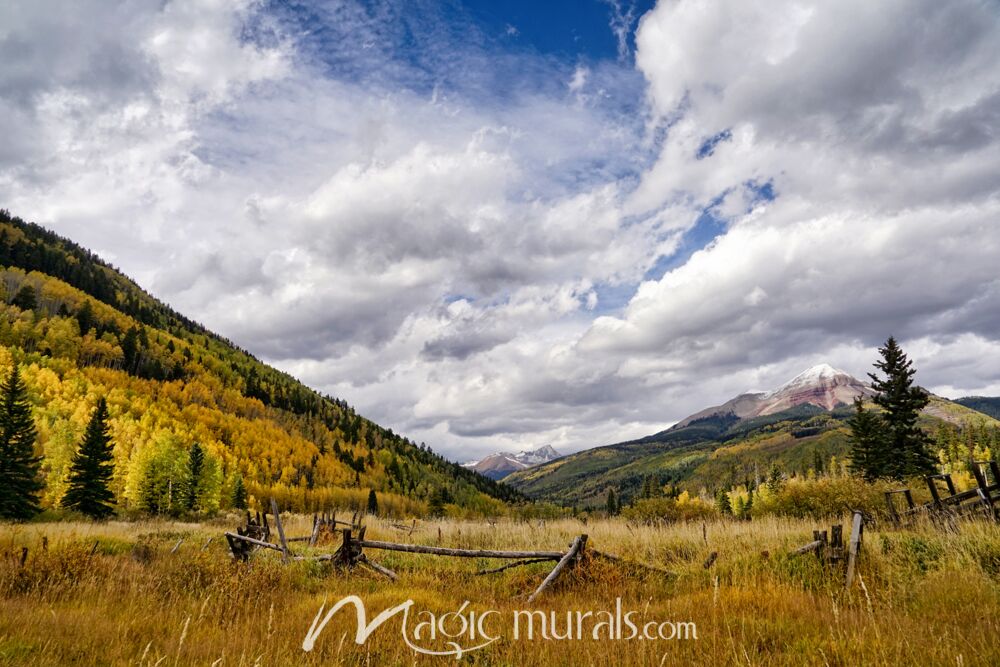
top-left (231, 473), bottom-right (248, 510)
top-left (868, 336), bottom-right (934, 478)
top-left (61, 398), bottom-right (115, 518)
top-left (849, 396), bottom-right (887, 481)
top-left (766, 464), bottom-right (783, 492)
top-left (366, 488), bottom-right (379, 515)
top-left (186, 443), bottom-right (205, 511)
top-left (812, 449), bottom-right (825, 476)
top-left (715, 489), bottom-right (732, 515)
top-left (0, 365), bottom-right (43, 519)
top-left (12, 284), bottom-right (37, 311)
top-left (606, 488), bottom-right (618, 515)
top-left (76, 300), bottom-right (95, 335)
top-left (428, 486), bottom-right (451, 516)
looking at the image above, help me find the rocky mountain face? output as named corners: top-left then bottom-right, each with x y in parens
top-left (676, 364), bottom-right (872, 427)
top-left (464, 445), bottom-right (562, 480)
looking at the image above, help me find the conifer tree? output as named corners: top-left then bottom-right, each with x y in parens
top-left (186, 443), bottom-right (205, 511)
top-left (849, 396), bottom-right (886, 481)
top-left (12, 284), bottom-right (37, 311)
top-left (366, 488), bottom-right (379, 515)
top-left (715, 489), bottom-right (732, 516)
top-left (231, 473), bottom-right (248, 510)
top-left (0, 365), bottom-right (43, 520)
top-left (868, 336), bottom-right (934, 478)
top-left (61, 398), bottom-right (115, 518)
top-left (606, 488), bottom-right (618, 515)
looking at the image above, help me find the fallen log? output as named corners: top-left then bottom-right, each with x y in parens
top-left (590, 549), bottom-right (677, 576)
top-left (358, 540), bottom-right (565, 560)
top-left (224, 532), bottom-right (283, 552)
top-left (475, 558), bottom-right (554, 575)
top-left (528, 535), bottom-right (587, 603)
top-left (793, 540), bottom-right (824, 555)
top-left (359, 555), bottom-right (399, 581)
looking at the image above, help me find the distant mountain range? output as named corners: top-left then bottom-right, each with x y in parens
top-left (505, 364), bottom-right (1000, 506)
top-left (463, 445), bottom-right (562, 480)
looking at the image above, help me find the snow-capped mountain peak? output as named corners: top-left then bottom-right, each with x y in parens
top-left (462, 445), bottom-right (562, 480)
top-left (675, 363), bottom-right (872, 427)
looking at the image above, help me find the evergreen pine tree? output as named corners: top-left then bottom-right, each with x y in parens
top-left (606, 489), bottom-right (618, 515)
top-left (76, 300), bottom-right (94, 335)
top-left (716, 490), bottom-right (732, 515)
top-left (231, 473), bottom-right (248, 510)
top-left (0, 365), bottom-right (43, 520)
top-left (12, 284), bottom-right (37, 311)
top-left (848, 396), bottom-right (886, 481)
top-left (61, 398), bottom-right (115, 518)
top-left (186, 443), bottom-right (204, 511)
top-left (869, 336), bottom-right (934, 478)
top-left (367, 488), bottom-right (379, 515)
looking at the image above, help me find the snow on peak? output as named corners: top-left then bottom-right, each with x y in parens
top-left (766, 363), bottom-right (852, 396)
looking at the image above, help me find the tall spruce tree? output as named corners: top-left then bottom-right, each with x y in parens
top-left (231, 473), bottom-right (248, 510)
top-left (186, 443), bottom-right (205, 511)
top-left (848, 396), bottom-right (887, 481)
top-left (868, 336), bottom-right (934, 478)
top-left (606, 488), bottom-right (618, 515)
top-left (0, 365), bottom-right (43, 519)
top-left (62, 398), bottom-right (116, 518)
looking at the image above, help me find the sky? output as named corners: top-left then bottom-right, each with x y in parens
top-left (2, 0), bottom-right (1000, 462)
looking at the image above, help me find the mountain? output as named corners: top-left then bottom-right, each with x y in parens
top-left (0, 209), bottom-right (521, 516)
top-left (676, 364), bottom-right (871, 427)
top-left (464, 445), bottom-right (561, 480)
top-left (505, 365), bottom-right (996, 507)
top-left (953, 396), bottom-right (1000, 420)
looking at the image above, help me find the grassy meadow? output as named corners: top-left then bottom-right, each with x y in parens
top-left (1, 513), bottom-right (999, 666)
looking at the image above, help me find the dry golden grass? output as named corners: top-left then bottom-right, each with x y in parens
top-left (2, 513), bottom-right (999, 666)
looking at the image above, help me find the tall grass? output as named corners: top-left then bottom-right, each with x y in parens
top-left (1, 513), bottom-right (999, 665)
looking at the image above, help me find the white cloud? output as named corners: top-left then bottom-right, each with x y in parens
top-left (3, 0), bottom-right (1000, 462)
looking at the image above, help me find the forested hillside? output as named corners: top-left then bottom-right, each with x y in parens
top-left (0, 209), bottom-right (521, 518)
top-left (508, 397), bottom-right (1000, 509)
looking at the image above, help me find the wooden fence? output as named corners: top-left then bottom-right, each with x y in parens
top-left (885, 460), bottom-right (1000, 526)
top-left (222, 500), bottom-right (672, 601)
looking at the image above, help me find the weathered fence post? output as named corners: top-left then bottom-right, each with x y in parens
top-left (270, 498), bottom-right (290, 561)
top-left (845, 511), bottom-right (864, 589)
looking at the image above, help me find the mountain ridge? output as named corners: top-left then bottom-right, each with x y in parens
top-left (505, 363), bottom-right (997, 506)
top-left (675, 364), bottom-right (872, 428)
top-left (0, 208), bottom-right (521, 515)
top-left (463, 445), bottom-right (562, 480)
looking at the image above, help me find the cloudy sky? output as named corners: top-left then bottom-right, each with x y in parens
top-left (3, 0), bottom-right (1000, 461)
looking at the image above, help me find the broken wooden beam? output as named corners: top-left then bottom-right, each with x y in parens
top-left (792, 540), bottom-right (824, 555)
top-left (589, 549), bottom-right (677, 576)
top-left (475, 558), bottom-right (552, 575)
top-left (358, 555), bottom-right (398, 581)
top-left (357, 539), bottom-right (564, 560)
top-left (224, 532), bottom-right (283, 552)
top-left (528, 535), bottom-right (587, 603)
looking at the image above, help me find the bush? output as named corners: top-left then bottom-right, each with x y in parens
top-left (751, 475), bottom-right (904, 519)
top-left (621, 491), bottom-right (717, 523)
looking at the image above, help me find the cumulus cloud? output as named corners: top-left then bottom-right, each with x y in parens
top-left (2, 0), bottom-right (1000, 462)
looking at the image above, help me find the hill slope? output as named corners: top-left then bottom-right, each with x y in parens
top-left (507, 367), bottom-right (998, 507)
top-left (0, 209), bottom-right (520, 516)
top-left (954, 396), bottom-right (1000, 420)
